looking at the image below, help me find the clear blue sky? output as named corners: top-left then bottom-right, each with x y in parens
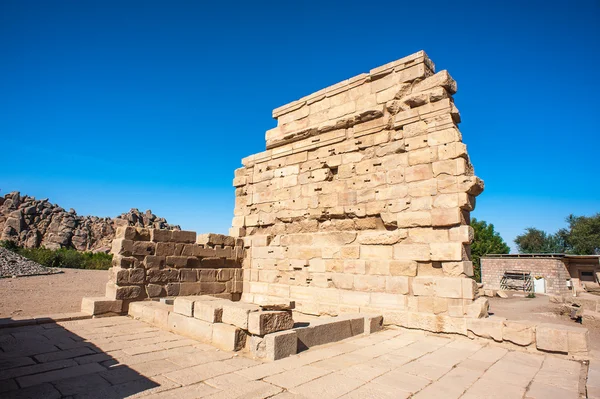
top-left (1, 1), bottom-right (599, 252)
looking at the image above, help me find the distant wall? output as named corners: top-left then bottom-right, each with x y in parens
top-left (481, 257), bottom-right (571, 296)
top-left (231, 51), bottom-right (487, 324)
top-left (106, 228), bottom-right (244, 302)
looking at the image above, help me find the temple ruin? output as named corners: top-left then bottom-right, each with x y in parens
top-left (82, 51), bottom-right (589, 359)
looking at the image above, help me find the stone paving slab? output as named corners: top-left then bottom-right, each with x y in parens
top-left (0, 315), bottom-right (591, 398)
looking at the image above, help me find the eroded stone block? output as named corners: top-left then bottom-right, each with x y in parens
top-left (247, 311), bottom-right (294, 336)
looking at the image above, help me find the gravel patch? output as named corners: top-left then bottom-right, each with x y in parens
top-left (0, 247), bottom-right (62, 278)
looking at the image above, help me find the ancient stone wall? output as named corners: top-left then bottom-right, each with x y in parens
top-left (0, 191), bottom-right (179, 251)
top-left (481, 257), bottom-right (572, 296)
top-left (231, 51), bottom-right (487, 325)
top-left (106, 228), bottom-right (244, 303)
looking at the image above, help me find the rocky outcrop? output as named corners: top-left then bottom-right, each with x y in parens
top-left (0, 191), bottom-right (180, 252)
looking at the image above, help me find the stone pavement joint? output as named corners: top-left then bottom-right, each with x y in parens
top-left (0, 316), bottom-right (591, 399)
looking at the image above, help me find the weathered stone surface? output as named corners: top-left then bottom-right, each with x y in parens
top-left (247, 311), bottom-right (294, 336)
top-left (194, 299), bottom-right (225, 323)
top-left (264, 330), bottom-right (298, 361)
top-left (466, 317), bottom-right (504, 342)
top-left (503, 320), bottom-right (536, 346)
top-left (167, 311), bottom-right (213, 342)
top-left (536, 323), bottom-right (589, 355)
top-left (80, 297), bottom-right (123, 315)
top-left (221, 302), bottom-right (261, 330)
top-left (0, 191), bottom-right (179, 251)
top-left (212, 323), bottom-right (247, 351)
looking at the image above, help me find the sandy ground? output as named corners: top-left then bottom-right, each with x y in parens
top-left (489, 293), bottom-right (600, 355)
top-left (0, 268), bottom-right (107, 318)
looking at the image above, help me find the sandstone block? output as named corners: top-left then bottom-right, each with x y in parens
top-left (167, 312), bottom-right (213, 342)
top-left (155, 242), bottom-right (175, 256)
top-left (106, 283), bottom-right (142, 300)
top-left (462, 278), bottom-right (478, 299)
top-left (150, 229), bottom-right (172, 243)
top-left (111, 238), bottom-right (133, 256)
top-left (264, 330), bottom-right (298, 361)
top-left (389, 260), bottom-right (418, 276)
top-left (386, 276), bottom-right (410, 294)
top-left (503, 320), bottom-right (536, 346)
top-left (146, 284), bottom-right (165, 298)
top-left (536, 324), bottom-right (568, 353)
top-left (359, 245), bottom-right (393, 259)
top-left (364, 314), bottom-right (383, 334)
top-left (431, 208), bottom-right (462, 227)
top-left (147, 269), bottom-right (179, 283)
top-left (357, 230), bottom-right (407, 245)
top-left (129, 268), bottom-right (145, 284)
top-left (172, 230), bottom-right (197, 243)
top-left (173, 296), bottom-right (202, 317)
top-left (221, 302), bottom-right (261, 330)
top-left (247, 311), bottom-right (294, 336)
top-left (131, 241), bottom-right (155, 256)
top-left (466, 297), bottom-right (489, 318)
top-left (396, 211), bottom-right (432, 228)
top-left (448, 225), bottom-right (474, 243)
top-left (536, 323), bottom-right (589, 355)
top-left (430, 243), bottom-right (463, 261)
top-left (412, 276), bottom-right (436, 296)
top-left (405, 164), bottom-right (432, 182)
top-left (81, 297), bottom-right (123, 316)
top-left (393, 243), bottom-right (431, 261)
top-left (212, 323), bottom-right (247, 351)
top-left (416, 297), bottom-right (448, 314)
top-left (466, 317), bottom-right (504, 342)
top-left (144, 255), bottom-right (166, 269)
top-left (381, 310), bottom-right (408, 327)
top-left (112, 255), bottom-right (138, 269)
top-left (442, 261), bottom-right (473, 277)
top-left (434, 277), bottom-right (463, 298)
top-left (166, 256), bottom-right (189, 268)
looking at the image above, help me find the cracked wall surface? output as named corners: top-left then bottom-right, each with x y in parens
top-left (231, 51), bottom-right (487, 322)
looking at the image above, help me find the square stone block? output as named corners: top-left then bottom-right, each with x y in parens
top-left (363, 314), bottom-right (383, 334)
top-left (221, 302), bottom-right (261, 330)
top-left (264, 330), bottom-right (298, 361)
top-left (212, 323), bottom-right (247, 351)
top-left (536, 324), bottom-right (568, 353)
top-left (247, 311), bottom-right (294, 336)
top-left (81, 297), bottom-right (123, 316)
top-left (194, 300), bottom-right (225, 323)
top-left (173, 296), bottom-right (203, 317)
top-left (503, 320), bottom-right (536, 347)
top-left (167, 312), bottom-right (213, 342)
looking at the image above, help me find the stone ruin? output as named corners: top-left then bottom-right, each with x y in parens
top-left (83, 51), bottom-right (589, 359)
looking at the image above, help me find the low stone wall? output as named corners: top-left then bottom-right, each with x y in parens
top-left (481, 257), bottom-right (571, 296)
top-left (83, 228), bottom-right (245, 315)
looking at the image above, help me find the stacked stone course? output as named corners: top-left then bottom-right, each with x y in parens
top-left (106, 227), bottom-right (244, 303)
top-left (231, 50), bottom-right (486, 323)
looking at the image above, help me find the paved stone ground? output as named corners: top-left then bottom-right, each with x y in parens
top-left (0, 316), bottom-right (591, 399)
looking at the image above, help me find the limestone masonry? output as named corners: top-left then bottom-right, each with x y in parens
top-left (232, 50), bottom-right (486, 323)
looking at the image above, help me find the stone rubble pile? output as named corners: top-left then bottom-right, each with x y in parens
top-left (0, 247), bottom-right (60, 278)
top-left (0, 191), bottom-right (180, 252)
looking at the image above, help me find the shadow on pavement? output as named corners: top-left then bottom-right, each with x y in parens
top-left (0, 317), bottom-right (159, 399)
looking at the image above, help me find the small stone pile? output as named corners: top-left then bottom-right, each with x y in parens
top-left (0, 191), bottom-right (180, 252)
top-left (0, 247), bottom-right (60, 278)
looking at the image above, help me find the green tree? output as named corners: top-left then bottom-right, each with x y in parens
top-left (514, 228), bottom-right (565, 254)
top-left (563, 213), bottom-right (600, 255)
top-left (471, 218), bottom-right (510, 282)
